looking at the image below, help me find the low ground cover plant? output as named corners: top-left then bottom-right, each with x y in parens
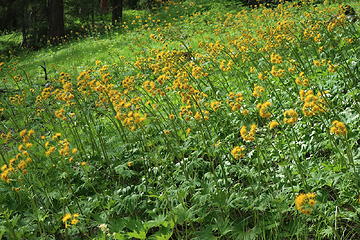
top-left (0, 0), bottom-right (359, 239)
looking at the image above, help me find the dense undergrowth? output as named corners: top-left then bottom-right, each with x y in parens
top-left (0, 0), bottom-right (360, 239)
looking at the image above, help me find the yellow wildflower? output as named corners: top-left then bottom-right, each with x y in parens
top-left (295, 72), bottom-right (309, 87)
top-left (270, 66), bottom-right (285, 77)
top-left (283, 109), bottom-right (298, 124)
top-left (27, 129), bottom-right (35, 137)
top-left (20, 129), bottom-right (27, 137)
top-left (62, 213), bottom-right (80, 228)
top-left (241, 109), bottom-right (249, 115)
top-left (270, 53), bottom-right (282, 64)
top-left (330, 120), bottom-right (347, 136)
top-left (62, 213), bottom-right (72, 228)
top-left (257, 101), bottom-right (272, 118)
top-left (231, 146), bottom-right (245, 160)
top-left (240, 124), bottom-right (257, 142)
top-left (192, 66), bottom-right (208, 79)
top-left (302, 91), bottom-right (327, 116)
top-left (295, 193), bottom-right (316, 215)
top-left (210, 101), bottom-right (221, 111)
top-left (252, 85), bottom-right (265, 98)
top-left (258, 72), bottom-right (267, 80)
top-left (52, 133), bottom-right (61, 141)
top-left (45, 146), bottom-right (56, 156)
top-left (219, 60), bottom-right (233, 72)
top-left (269, 121), bottom-right (280, 129)
top-left (25, 143), bottom-right (33, 149)
top-left (163, 130), bottom-right (171, 135)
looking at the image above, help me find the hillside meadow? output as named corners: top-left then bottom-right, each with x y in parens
top-left (0, 0), bottom-right (360, 239)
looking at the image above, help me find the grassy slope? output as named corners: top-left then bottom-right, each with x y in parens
top-left (0, 3), bottom-right (206, 82)
top-left (1, 1), bottom-right (359, 80)
top-left (0, 1), bottom-right (270, 82)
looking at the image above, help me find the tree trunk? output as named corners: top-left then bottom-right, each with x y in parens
top-left (100, 0), bottom-right (109, 12)
top-left (20, 2), bottom-right (28, 47)
top-left (111, 0), bottom-right (123, 25)
top-left (3, 2), bottom-right (17, 30)
top-left (128, 0), bottom-right (138, 9)
top-left (48, 0), bottom-right (65, 41)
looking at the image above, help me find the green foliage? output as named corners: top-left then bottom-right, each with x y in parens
top-left (0, 0), bottom-right (360, 239)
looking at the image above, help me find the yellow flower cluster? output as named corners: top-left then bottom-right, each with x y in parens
top-left (269, 120), bottom-right (280, 129)
top-left (252, 85), bottom-right (265, 98)
top-left (203, 41), bottom-right (224, 56)
top-left (240, 124), bottom-right (257, 142)
top-left (0, 131), bottom-right (12, 144)
top-left (179, 105), bottom-right (193, 121)
top-left (192, 66), bottom-right (208, 79)
top-left (36, 86), bottom-right (53, 103)
top-left (227, 92), bottom-right (243, 111)
top-left (62, 213), bottom-right (80, 228)
top-left (330, 120), bottom-right (347, 136)
top-left (156, 74), bottom-right (170, 85)
top-left (73, 63), bottom-right (150, 131)
top-left (300, 90), bottom-right (327, 116)
top-left (270, 53), bottom-right (283, 64)
top-left (219, 60), bottom-right (234, 72)
top-left (258, 72), bottom-right (268, 80)
top-left (52, 72), bottom-right (75, 106)
top-left (118, 111), bottom-right (147, 131)
top-left (295, 192), bottom-right (316, 215)
top-left (313, 59), bottom-right (326, 67)
top-left (257, 101), bottom-right (272, 118)
top-left (2, 3), bottom-right (357, 226)
top-left (270, 66), bottom-right (285, 77)
top-left (327, 7), bottom-right (346, 32)
top-left (122, 76), bottom-right (135, 90)
top-left (283, 109), bottom-right (298, 124)
top-left (194, 110), bottom-right (209, 121)
top-left (210, 101), bottom-right (221, 111)
top-left (143, 80), bottom-right (157, 94)
top-left (0, 129), bottom-right (35, 182)
top-left (295, 72), bottom-right (309, 87)
top-left (55, 108), bottom-right (67, 121)
top-left (231, 146), bottom-right (245, 159)
top-left (9, 94), bottom-right (24, 105)
top-left (44, 133), bottom-right (78, 162)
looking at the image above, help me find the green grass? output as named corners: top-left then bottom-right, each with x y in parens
top-left (0, 0), bottom-right (231, 82)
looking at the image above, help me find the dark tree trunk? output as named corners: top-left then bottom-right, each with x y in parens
top-left (3, 2), bottom-right (17, 30)
top-left (111, 0), bottom-right (123, 25)
top-left (128, 0), bottom-right (138, 9)
top-left (20, 2), bottom-right (28, 47)
top-left (100, 0), bottom-right (109, 12)
top-left (48, 0), bottom-right (65, 41)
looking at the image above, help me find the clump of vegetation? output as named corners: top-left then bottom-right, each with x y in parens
top-left (0, 0), bottom-right (359, 239)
